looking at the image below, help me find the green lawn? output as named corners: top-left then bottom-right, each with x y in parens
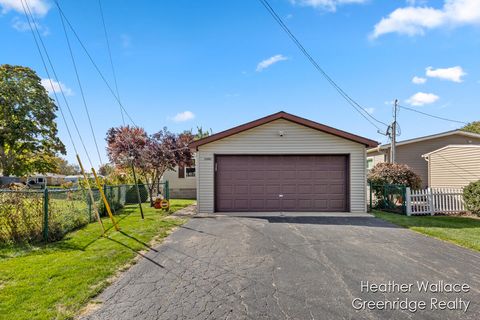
top-left (0, 199), bottom-right (194, 320)
top-left (373, 210), bottom-right (480, 252)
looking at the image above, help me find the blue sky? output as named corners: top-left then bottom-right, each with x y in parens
top-left (1, 0), bottom-right (479, 168)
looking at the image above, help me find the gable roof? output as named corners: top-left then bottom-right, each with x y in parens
top-left (422, 144), bottom-right (480, 158)
top-left (189, 111), bottom-right (378, 149)
top-left (367, 130), bottom-right (480, 153)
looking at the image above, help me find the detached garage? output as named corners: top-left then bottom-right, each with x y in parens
top-left (189, 112), bottom-right (378, 213)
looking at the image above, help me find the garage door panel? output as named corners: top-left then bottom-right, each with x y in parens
top-left (265, 199), bottom-right (281, 210)
top-left (249, 185), bottom-right (264, 194)
top-left (329, 184), bottom-right (345, 194)
top-left (215, 155), bottom-right (348, 212)
top-left (234, 185), bottom-right (249, 194)
top-left (282, 185), bottom-right (298, 194)
top-left (265, 185), bottom-right (281, 194)
top-left (330, 200), bottom-right (346, 210)
top-left (314, 200), bottom-right (328, 209)
top-left (298, 185), bottom-right (313, 193)
top-left (282, 199), bottom-right (298, 210)
top-left (218, 185), bottom-right (233, 195)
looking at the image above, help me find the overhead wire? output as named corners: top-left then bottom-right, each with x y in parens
top-left (22, 0), bottom-right (95, 169)
top-left (257, 0), bottom-right (388, 132)
top-left (98, 0), bottom-right (125, 125)
top-left (398, 105), bottom-right (468, 125)
top-left (96, 0), bottom-right (145, 218)
top-left (57, 6), bottom-right (104, 166)
top-left (21, 0), bottom-right (106, 232)
top-left (19, 0), bottom-right (77, 156)
top-left (54, 0), bottom-right (137, 127)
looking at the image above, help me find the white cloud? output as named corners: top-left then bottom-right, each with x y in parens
top-left (290, 0), bottom-right (367, 12)
top-left (364, 107), bottom-right (375, 114)
top-left (11, 16), bottom-right (49, 35)
top-left (406, 92), bottom-right (439, 106)
top-left (412, 76), bottom-right (427, 84)
top-left (371, 0), bottom-right (480, 38)
top-left (406, 0), bottom-right (428, 5)
top-left (256, 54), bottom-right (288, 72)
top-left (426, 66), bottom-right (466, 82)
top-left (41, 78), bottom-right (73, 96)
top-left (0, 0), bottom-right (50, 17)
top-left (172, 111), bottom-right (195, 122)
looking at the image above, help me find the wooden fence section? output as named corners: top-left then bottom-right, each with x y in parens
top-left (406, 187), bottom-right (465, 216)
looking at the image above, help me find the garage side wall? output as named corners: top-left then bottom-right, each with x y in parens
top-left (196, 119), bottom-right (367, 213)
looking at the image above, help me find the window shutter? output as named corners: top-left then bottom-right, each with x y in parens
top-left (178, 166), bottom-right (185, 178)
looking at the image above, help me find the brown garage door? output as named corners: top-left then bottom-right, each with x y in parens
top-left (215, 155), bottom-right (349, 212)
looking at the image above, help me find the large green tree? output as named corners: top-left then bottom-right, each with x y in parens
top-left (0, 65), bottom-right (66, 176)
top-left (53, 157), bottom-right (80, 175)
top-left (462, 121), bottom-right (480, 134)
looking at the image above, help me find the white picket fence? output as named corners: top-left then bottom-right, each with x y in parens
top-left (406, 187), bottom-right (465, 216)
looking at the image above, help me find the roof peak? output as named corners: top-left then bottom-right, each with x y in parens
top-left (189, 111), bottom-right (378, 149)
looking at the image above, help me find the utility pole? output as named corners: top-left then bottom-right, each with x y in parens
top-left (390, 99), bottom-right (398, 164)
top-left (131, 162), bottom-right (144, 219)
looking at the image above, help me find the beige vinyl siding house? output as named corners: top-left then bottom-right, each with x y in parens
top-left (161, 165), bottom-right (197, 199)
top-left (423, 145), bottom-right (480, 188)
top-left (367, 130), bottom-right (480, 187)
top-left (190, 112), bottom-right (377, 214)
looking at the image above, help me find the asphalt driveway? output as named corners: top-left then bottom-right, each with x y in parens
top-left (83, 211), bottom-right (480, 319)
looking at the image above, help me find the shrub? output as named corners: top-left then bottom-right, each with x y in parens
top-left (368, 163), bottom-right (422, 189)
top-left (0, 192), bottom-right (44, 243)
top-left (0, 189), bottom-right (91, 244)
top-left (463, 180), bottom-right (480, 216)
top-left (125, 181), bottom-right (148, 204)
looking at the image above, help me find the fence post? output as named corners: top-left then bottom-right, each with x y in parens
top-left (43, 188), bottom-right (49, 242)
top-left (428, 188), bottom-right (434, 216)
top-left (406, 187), bottom-right (411, 216)
top-left (165, 180), bottom-right (170, 200)
top-left (368, 182), bottom-right (372, 212)
top-left (88, 193), bottom-right (92, 222)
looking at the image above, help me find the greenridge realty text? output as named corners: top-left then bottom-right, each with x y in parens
top-left (352, 281), bottom-right (471, 313)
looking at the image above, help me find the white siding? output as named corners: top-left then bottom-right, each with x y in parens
top-left (428, 146), bottom-right (480, 188)
top-left (196, 119), bottom-right (368, 213)
top-left (161, 167), bottom-right (196, 189)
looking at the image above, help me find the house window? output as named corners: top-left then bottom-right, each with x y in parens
top-left (367, 158), bottom-right (374, 170)
top-left (178, 160), bottom-right (196, 178)
top-left (178, 166), bottom-right (185, 178)
top-left (186, 167), bottom-right (196, 177)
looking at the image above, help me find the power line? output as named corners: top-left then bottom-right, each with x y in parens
top-left (22, 0), bottom-right (96, 168)
top-left (58, 5), bottom-right (104, 166)
top-left (398, 105), bottom-right (468, 125)
top-left (257, 0), bottom-right (388, 132)
top-left (19, 0), bottom-right (77, 156)
top-left (98, 0), bottom-right (125, 125)
top-left (53, 0), bottom-right (137, 127)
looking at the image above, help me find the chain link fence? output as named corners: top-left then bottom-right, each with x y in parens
top-left (0, 182), bottom-right (168, 244)
top-left (368, 183), bottom-right (407, 214)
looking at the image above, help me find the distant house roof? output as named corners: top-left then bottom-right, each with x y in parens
top-left (189, 111), bottom-right (379, 149)
top-left (367, 130), bottom-right (480, 153)
top-left (422, 144), bottom-right (480, 158)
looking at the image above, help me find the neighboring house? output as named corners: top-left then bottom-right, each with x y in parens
top-left (0, 176), bottom-right (23, 185)
top-left (45, 173), bottom-right (67, 186)
top-left (189, 111), bottom-right (378, 213)
top-left (161, 163), bottom-right (197, 199)
top-left (423, 145), bottom-right (480, 188)
top-left (367, 130), bottom-right (480, 187)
